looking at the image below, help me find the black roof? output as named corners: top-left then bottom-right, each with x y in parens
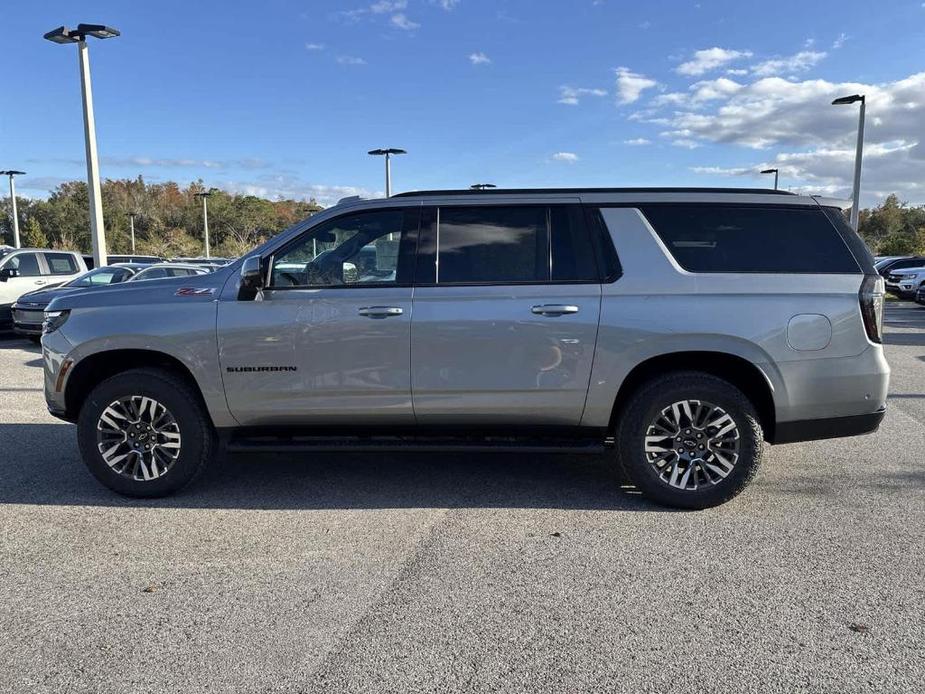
top-left (392, 187), bottom-right (795, 198)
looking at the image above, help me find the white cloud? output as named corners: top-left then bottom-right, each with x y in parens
top-left (651, 71), bottom-right (925, 202)
top-left (832, 32), bottom-right (849, 49)
top-left (676, 47), bottom-right (752, 76)
top-left (552, 152), bottom-right (579, 162)
top-left (558, 85), bottom-right (607, 105)
top-left (390, 13), bottom-right (419, 30)
top-left (305, 42), bottom-right (325, 51)
top-left (469, 52), bottom-right (491, 65)
top-left (337, 55), bottom-right (367, 65)
top-left (750, 50), bottom-right (826, 77)
top-left (624, 138), bottom-right (651, 145)
top-left (614, 67), bottom-right (657, 104)
top-left (370, 0), bottom-right (406, 12)
top-left (219, 179), bottom-right (382, 207)
top-left (434, 0), bottom-right (459, 9)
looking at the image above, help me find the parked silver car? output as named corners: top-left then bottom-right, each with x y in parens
top-left (40, 187), bottom-right (888, 508)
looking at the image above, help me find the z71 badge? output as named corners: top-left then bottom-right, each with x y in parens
top-left (175, 287), bottom-right (216, 296)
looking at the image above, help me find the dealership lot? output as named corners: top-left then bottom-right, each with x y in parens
top-left (0, 305), bottom-right (923, 693)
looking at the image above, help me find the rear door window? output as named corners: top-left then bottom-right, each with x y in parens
top-left (639, 204), bottom-right (861, 273)
top-left (43, 252), bottom-right (79, 275)
top-left (417, 205), bottom-right (604, 285)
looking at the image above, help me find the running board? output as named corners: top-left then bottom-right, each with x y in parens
top-left (225, 435), bottom-right (610, 455)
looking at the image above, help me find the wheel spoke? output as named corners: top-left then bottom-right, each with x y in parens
top-left (644, 398), bottom-right (740, 491)
top-left (96, 395), bottom-right (181, 483)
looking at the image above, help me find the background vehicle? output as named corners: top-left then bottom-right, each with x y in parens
top-left (0, 248), bottom-right (86, 328)
top-left (874, 256), bottom-right (925, 278)
top-left (170, 256), bottom-right (232, 266)
top-left (884, 265), bottom-right (925, 298)
top-left (11, 264), bottom-right (146, 337)
top-left (127, 263), bottom-right (211, 281)
top-left (82, 254), bottom-right (162, 270)
top-left (41, 188), bottom-right (888, 510)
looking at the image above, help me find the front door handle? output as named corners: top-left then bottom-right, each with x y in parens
top-left (358, 306), bottom-right (404, 318)
top-left (531, 304), bottom-right (579, 316)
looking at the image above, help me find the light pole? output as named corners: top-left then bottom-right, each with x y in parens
top-left (832, 93), bottom-right (866, 230)
top-left (760, 168), bottom-right (779, 190)
top-left (126, 212), bottom-right (137, 254)
top-left (470, 183), bottom-right (497, 190)
top-left (368, 148), bottom-right (406, 197)
top-left (194, 188), bottom-right (218, 258)
top-left (44, 23), bottom-right (120, 267)
top-left (0, 170), bottom-right (25, 247)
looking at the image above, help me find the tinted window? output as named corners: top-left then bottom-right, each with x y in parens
top-left (7, 253), bottom-right (41, 277)
top-left (888, 258), bottom-right (925, 271)
top-left (271, 210), bottom-right (410, 288)
top-left (640, 205), bottom-right (860, 273)
top-left (134, 267), bottom-right (169, 281)
top-left (70, 267), bottom-right (128, 287)
top-left (821, 207), bottom-right (876, 274)
top-left (44, 252), bottom-right (79, 275)
top-left (436, 206), bottom-right (547, 284)
top-left (550, 206), bottom-right (598, 281)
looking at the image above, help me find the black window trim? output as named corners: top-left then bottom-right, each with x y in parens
top-left (626, 201), bottom-right (864, 275)
top-left (415, 203), bottom-right (611, 288)
top-left (265, 207), bottom-right (421, 291)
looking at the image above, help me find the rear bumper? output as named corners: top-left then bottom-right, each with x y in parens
top-left (770, 408), bottom-right (886, 444)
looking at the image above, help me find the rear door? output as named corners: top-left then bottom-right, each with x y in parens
top-left (410, 203), bottom-right (603, 426)
top-left (42, 252), bottom-right (81, 282)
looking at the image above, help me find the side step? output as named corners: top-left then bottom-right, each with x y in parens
top-left (225, 435), bottom-right (611, 455)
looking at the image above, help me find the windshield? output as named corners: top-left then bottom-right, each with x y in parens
top-left (66, 266), bottom-right (132, 287)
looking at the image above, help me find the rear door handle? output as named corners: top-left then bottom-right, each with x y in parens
top-left (358, 306), bottom-right (404, 318)
top-left (531, 304), bottom-right (579, 316)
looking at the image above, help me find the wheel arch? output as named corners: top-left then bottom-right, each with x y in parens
top-left (64, 349), bottom-right (212, 425)
top-left (608, 351), bottom-right (777, 441)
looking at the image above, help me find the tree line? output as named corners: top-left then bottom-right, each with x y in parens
top-left (1, 180), bottom-right (923, 258)
top-left (0, 177), bottom-right (322, 259)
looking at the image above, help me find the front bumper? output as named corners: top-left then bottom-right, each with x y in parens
top-left (11, 305), bottom-right (46, 335)
top-left (42, 329), bottom-right (76, 421)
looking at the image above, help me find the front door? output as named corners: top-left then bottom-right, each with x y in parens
top-left (0, 252), bottom-right (48, 307)
top-left (218, 207), bottom-right (419, 426)
top-left (410, 204), bottom-right (603, 426)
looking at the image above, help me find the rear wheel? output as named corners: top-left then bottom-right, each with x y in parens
top-left (615, 372), bottom-right (763, 509)
top-left (77, 368), bottom-right (214, 497)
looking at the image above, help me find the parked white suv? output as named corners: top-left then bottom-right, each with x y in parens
top-left (0, 248), bottom-right (87, 328)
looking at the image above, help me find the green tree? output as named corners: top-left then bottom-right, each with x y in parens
top-left (21, 217), bottom-right (48, 248)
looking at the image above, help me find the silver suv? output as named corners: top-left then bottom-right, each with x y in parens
top-left (41, 188), bottom-right (889, 509)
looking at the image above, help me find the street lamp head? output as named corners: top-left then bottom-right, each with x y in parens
top-left (44, 24), bottom-right (120, 44)
top-left (195, 188), bottom-right (220, 198)
top-left (368, 148), bottom-right (407, 156)
top-left (43, 26), bottom-right (80, 44)
top-left (832, 94), bottom-right (864, 105)
top-left (76, 23), bottom-right (120, 39)
top-left (0, 170), bottom-right (26, 177)
top-left (759, 168), bottom-right (778, 175)
top-left (470, 183), bottom-right (497, 190)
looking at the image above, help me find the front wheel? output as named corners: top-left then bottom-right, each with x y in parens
top-left (615, 372), bottom-right (764, 509)
top-left (77, 368), bottom-right (214, 497)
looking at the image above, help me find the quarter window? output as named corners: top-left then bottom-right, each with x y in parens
top-left (640, 205), bottom-right (861, 273)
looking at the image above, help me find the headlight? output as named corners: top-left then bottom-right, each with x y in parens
top-left (42, 309), bottom-right (70, 334)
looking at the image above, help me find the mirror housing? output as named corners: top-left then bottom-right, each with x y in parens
top-left (0, 267), bottom-right (19, 282)
top-left (238, 256), bottom-right (264, 300)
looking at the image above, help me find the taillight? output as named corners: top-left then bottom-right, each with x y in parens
top-left (859, 274), bottom-right (884, 344)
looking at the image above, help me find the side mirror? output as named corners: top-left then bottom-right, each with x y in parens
top-left (342, 262), bottom-right (358, 284)
top-left (238, 256), bottom-right (264, 301)
top-left (0, 267), bottom-right (19, 282)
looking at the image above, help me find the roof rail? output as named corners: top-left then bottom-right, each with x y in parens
top-left (391, 186), bottom-right (796, 198)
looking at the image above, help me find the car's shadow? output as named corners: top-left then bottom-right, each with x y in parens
top-left (0, 423), bottom-right (669, 512)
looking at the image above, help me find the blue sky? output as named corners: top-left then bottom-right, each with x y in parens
top-left (2, 0), bottom-right (924, 206)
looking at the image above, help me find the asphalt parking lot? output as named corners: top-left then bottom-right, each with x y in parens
top-left (1, 305), bottom-right (923, 693)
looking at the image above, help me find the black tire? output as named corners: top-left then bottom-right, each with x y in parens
top-left (615, 371), bottom-right (763, 510)
top-left (77, 368), bottom-right (214, 497)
